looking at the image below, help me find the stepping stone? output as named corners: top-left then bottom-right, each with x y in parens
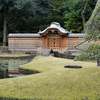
top-left (64, 65), bottom-right (82, 68)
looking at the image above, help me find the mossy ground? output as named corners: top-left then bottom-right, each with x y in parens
top-left (0, 56), bottom-right (100, 100)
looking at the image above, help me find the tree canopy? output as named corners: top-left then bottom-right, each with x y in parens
top-left (64, 0), bottom-right (97, 33)
top-left (0, 0), bottom-right (98, 45)
top-left (0, 0), bottom-right (50, 46)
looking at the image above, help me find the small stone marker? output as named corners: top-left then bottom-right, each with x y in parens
top-left (64, 65), bottom-right (82, 68)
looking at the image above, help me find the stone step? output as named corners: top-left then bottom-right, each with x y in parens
top-left (42, 49), bottom-right (51, 56)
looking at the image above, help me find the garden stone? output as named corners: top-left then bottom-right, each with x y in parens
top-left (64, 65), bottom-right (82, 68)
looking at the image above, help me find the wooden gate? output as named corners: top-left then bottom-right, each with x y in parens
top-left (48, 38), bottom-right (61, 49)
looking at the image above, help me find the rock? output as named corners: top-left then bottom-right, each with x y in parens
top-left (64, 65), bottom-right (82, 68)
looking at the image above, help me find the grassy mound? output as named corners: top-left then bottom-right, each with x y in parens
top-left (0, 56), bottom-right (100, 100)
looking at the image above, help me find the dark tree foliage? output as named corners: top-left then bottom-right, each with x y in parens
top-left (9, 0), bottom-right (65, 33)
top-left (64, 0), bottom-right (97, 33)
top-left (0, 0), bottom-right (50, 46)
top-left (0, 0), bottom-right (98, 45)
top-left (46, 0), bottom-right (65, 27)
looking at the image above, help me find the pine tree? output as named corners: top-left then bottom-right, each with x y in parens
top-left (84, 0), bottom-right (100, 66)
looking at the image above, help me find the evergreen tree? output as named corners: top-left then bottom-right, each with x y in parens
top-left (84, 0), bottom-right (100, 66)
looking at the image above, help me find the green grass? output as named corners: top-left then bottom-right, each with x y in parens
top-left (0, 56), bottom-right (100, 100)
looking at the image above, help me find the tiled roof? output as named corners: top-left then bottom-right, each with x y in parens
top-left (8, 33), bottom-right (41, 37)
top-left (68, 33), bottom-right (85, 37)
top-left (8, 33), bottom-right (85, 38)
top-left (38, 22), bottom-right (70, 34)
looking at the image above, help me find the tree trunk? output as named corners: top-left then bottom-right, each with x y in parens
top-left (81, 0), bottom-right (88, 27)
top-left (3, 8), bottom-right (8, 46)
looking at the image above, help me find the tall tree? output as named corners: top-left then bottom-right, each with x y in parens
top-left (84, 0), bottom-right (100, 66)
top-left (0, 0), bottom-right (50, 46)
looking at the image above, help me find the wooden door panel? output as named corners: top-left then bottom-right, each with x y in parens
top-left (48, 38), bottom-right (61, 48)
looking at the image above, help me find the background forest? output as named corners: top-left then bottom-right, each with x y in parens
top-left (0, 0), bottom-right (97, 45)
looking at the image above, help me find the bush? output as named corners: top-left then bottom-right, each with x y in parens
top-left (76, 53), bottom-right (90, 61)
top-left (76, 43), bottom-right (100, 62)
